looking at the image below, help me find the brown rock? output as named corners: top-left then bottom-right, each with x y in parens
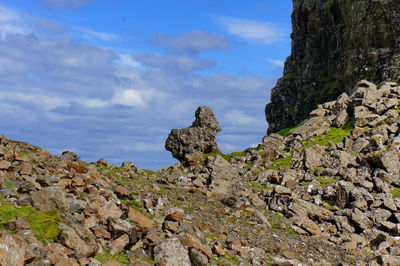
top-left (249, 193), bottom-right (266, 207)
top-left (7, 217), bottom-right (30, 231)
top-left (16, 162), bottom-right (33, 175)
top-left (180, 234), bottom-right (212, 258)
top-left (45, 243), bottom-right (73, 265)
top-left (68, 162), bottom-right (85, 173)
top-left (163, 221), bottom-right (179, 232)
top-left (128, 208), bottom-right (154, 229)
top-left (110, 234), bottom-right (130, 255)
top-left (59, 223), bottom-right (98, 258)
top-left (166, 211), bottom-right (185, 223)
top-left (90, 196), bottom-right (123, 220)
top-left (54, 257), bottom-right (80, 266)
top-left (0, 159), bottom-right (11, 170)
top-left (92, 225), bottom-right (112, 239)
top-left (0, 231), bottom-right (34, 266)
top-left (114, 185), bottom-right (129, 197)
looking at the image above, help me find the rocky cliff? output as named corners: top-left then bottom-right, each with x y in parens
top-left (266, 0), bottom-right (400, 133)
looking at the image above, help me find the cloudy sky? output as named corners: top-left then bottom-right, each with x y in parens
top-left (0, 0), bottom-right (292, 170)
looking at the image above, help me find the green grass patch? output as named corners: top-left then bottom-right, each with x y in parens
top-left (264, 211), bottom-right (284, 229)
top-left (0, 198), bottom-right (61, 242)
top-left (315, 176), bottom-right (337, 188)
top-left (142, 169), bottom-right (158, 175)
top-left (183, 206), bottom-right (195, 212)
top-left (322, 200), bottom-right (336, 210)
top-left (277, 119), bottom-right (308, 137)
top-left (120, 199), bottom-right (144, 211)
top-left (266, 156), bottom-right (292, 171)
top-left (95, 250), bottom-right (130, 264)
top-left (249, 181), bottom-right (266, 189)
top-left (225, 217), bottom-right (236, 224)
top-left (299, 181), bottom-right (311, 186)
top-left (303, 123), bottom-right (354, 148)
top-left (224, 252), bottom-right (240, 265)
top-left (221, 151), bottom-right (245, 162)
top-left (390, 188), bottom-right (400, 198)
top-left (259, 151), bottom-right (267, 156)
top-left (204, 151), bottom-right (245, 162)
top-left (277, 127), bottom-right (295, 137)
top-left (5, 182), bottom-right (16, 189)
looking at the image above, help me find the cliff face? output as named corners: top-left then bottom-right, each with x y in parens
top-left (266, 0), bottom-right (400, 133)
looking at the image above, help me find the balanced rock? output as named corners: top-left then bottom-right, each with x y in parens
top-left (165, 106), bottom-right (221, 165)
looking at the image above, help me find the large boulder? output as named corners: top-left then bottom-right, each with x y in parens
top-left (165, 106), bottom-right (221, 165)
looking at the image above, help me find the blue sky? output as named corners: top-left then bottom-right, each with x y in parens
top-left (0, 0), bottom-right (292, 170)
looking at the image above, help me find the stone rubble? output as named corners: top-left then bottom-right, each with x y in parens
top-left (0, 80), bottom-right (400, 265)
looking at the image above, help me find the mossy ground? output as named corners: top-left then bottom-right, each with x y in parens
top-left (94, 250), bottom-right (130, 264)
top-left (390, 188), bottom-right (400, 198)
top-left (315, 176), bottom-right (337, 188)
top-left (303, 123), bottom-right (354, 148)
top-left (266, 156), bottom-right (292, 170)
top-left (0, 197), bottom-right (61, 242)
top-left (204, 151), bottom-right (245, 162)
top-left (277, 119), bottom-right (308, 137)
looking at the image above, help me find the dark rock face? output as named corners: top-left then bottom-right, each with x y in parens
top-left (165, 106), bottom-right (221, 165)
top-left (266, 0), bottom-right (400, 133)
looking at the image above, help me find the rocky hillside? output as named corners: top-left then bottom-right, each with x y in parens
top-left (1, 80), bottom-right (400, 265)
top-left (266, 0), bottom-right (400, 133)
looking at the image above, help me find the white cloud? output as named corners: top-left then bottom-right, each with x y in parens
top-left (134, 143), bottom-right (164, 152)
top-left (218, 16), bottom-right (286, 44)
top-left (0, 92), bottom-right (69, 110)
top-left (267, 59), bottom-right (285, 67)
top-left (153, 30), bottom-right (229, 52)
top-left (117, 54), bottom-right (143, 69)
top-left (190, 74), bottom-right (274, 92)
top-left (111, 89), bottom-right (146, 108)
top-left (135, 53), bottom-right (215, 74)
top-left (0, 6), bottom-right (29, 38)
top-left (76, 27), bottom-right (121, 41)
top-left (224, 110), bottom-right (261, 126)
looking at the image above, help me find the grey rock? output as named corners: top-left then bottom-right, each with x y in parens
top-left (351, 209), bottom-right (374, 230)
top-left (189, 248), bottom-right (209, 266)
top-left (304, 145), bottom-right (324, 170)
top-left (154, 237), bottom-right (191, 266)
top-left (292, 116), bottom-right (331, 140)
top-left (30, 186), bottom-right (69, 212)
top-left (207, 155), bottom-right (239, 194)
top-left (366, 150), bottom-right (400, 175)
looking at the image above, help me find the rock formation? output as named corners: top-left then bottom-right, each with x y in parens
top-left (165, 106), bottom-right (221, 165)
top-left (266, 0), bottom-right (400, 133)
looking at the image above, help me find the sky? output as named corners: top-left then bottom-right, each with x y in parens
top-left (0, 0), bottom-right (292, 170)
